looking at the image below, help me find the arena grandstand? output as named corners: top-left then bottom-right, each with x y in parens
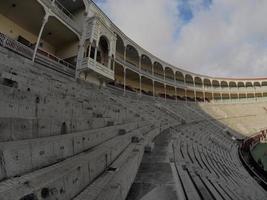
top-left (0, 0), bottom-right (267, 200)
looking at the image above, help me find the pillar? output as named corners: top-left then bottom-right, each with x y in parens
top-left (32, 13), bottom-right (49, 62)
top-left (124, 49), bottom-right (126, 61)
top-left (94, 46), bottom-right (98, 61)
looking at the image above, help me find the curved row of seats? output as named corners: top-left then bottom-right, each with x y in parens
top-left (0, 48), bottom-right (178, 200)
top-left (171, 121), bottom-right (267, 200)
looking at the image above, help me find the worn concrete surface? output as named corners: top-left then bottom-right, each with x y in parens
top-left (126, 129), bottom-right (178, 200)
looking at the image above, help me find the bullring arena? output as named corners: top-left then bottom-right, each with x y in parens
top-left (0, 0), bottom-right (267, 199)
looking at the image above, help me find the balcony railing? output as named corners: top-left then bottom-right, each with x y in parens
top-left (81, 57), bottom-right (114, 80)
top-left (40, 0), bottom-right (82, 34)
top-left (114, 55), bottom-right (267, 95)
top-left (0, 33), bottom-right (75, 77)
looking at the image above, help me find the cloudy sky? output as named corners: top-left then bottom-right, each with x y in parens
top-left (94, 0), bottom-right (267, 78)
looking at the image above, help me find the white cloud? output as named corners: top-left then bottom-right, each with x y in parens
top-left (96, 0), bottom-right (267, 78)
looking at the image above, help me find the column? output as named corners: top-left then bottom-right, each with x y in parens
top-left (123, 49), bottom-right (126, 61)
top-left (108, 55), bottom-right (112, 69)
top-left (94, 46), bottom-right (98, 62)
top-left (32, 13), bottom-right (49, 62)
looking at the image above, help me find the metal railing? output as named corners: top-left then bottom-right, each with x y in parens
top-left (37, 48), bottom-right (75, 69)
top-left (0, 33), bottom-right (33, 59)
top-left (40, 0), bottom-right (82, 34)
top-left (81, 57), bottom-right (114, 79)
top-left (0, 33), bottom-right (75, 75)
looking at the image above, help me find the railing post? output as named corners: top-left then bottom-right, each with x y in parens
top-left (32, 14), bottom-right (49, 62)
top-left (2, 36), bottom-right (7, 47)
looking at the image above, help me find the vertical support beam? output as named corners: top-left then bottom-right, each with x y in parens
top-left (87, 42), bottom-right (92, 58)
top-left (123, 67), bottom-right (126, 95)
top-left (32, 13), bottom-right (49, 62)
top-left (108, 55), bottom-right (112, 69)
top-left (94, 46), bottom-right (98, 61)
top-left (124, 48), bottom-right (126, 61)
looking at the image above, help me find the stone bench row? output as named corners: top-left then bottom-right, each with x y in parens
top-left (0, 128), bottom-right (134, 200)
top-left (0, 121), bottom-right (150, 180)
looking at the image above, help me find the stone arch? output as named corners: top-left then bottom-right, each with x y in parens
top-left (195, 77), bottom-right (203, 87)
top-left (115, 34), bottom-right (125, 60)
top-left (176, 71), bottom-right (184, 83)
top-left (246, 82), bottom-right (253, 87)
top-left (141, 54), bottom-right (152, 74)
top-left (204, 79), bottom-right (211, 87)
top-left (254, 82), bottom-right (261, 87)
top-left (126, 45), bottom-right (139, 68)
top-left (185, 74), bottom-right (194, 85)
top-left (97, 35), bottom-right (110, 67)
top-left (165, 67), bottom-right (174, 81)
top-left (229, 81), bottom-right (237, 88)
top-left (238, 82), bottom-right (245, 88)
top-left (212, 80), bottom-right (220, 87)
top-left (262, 81), bottom-right (267, 86)
top-left (153, 62), bottom-right (164, 78)
top-left (221, 81), bottom-right (228, 88)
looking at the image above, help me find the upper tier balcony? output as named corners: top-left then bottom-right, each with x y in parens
top-left (39, 0), bottom-right (82, 35)
top-left (115, 56), bottom-right (267, 94)
top-left (80, 57), bottom-right (114, 81)
top-left (0, 33), bottom-right (75, 77)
